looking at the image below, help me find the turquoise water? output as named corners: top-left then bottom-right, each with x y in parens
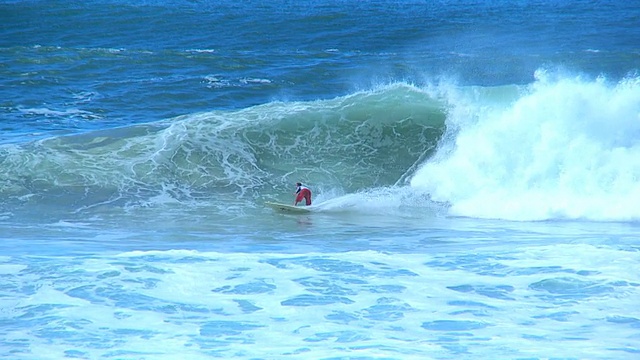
top-left (1, 1), bottom-right (640, 359)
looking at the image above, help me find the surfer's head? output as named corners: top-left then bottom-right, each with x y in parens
top-left (296, 182), bottom-right (302, 187)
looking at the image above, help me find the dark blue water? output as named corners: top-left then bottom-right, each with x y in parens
top-left (2, 0), bottom-right (638, 141)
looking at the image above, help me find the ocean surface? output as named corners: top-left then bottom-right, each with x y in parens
top-left (2, 0), bottom-right (640, 359)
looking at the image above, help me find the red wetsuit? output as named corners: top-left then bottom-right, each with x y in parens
top-left (295, 185), bottom-right (312, 206)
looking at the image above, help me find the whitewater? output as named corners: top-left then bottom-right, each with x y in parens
top-left (2, 0), bottom-right (640, 359)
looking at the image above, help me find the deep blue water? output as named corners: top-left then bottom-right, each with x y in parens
top-left (2, 0), bottom-right (639, 138)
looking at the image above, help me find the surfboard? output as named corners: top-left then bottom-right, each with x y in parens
top-left (265, 202), bottom-right (312, 214)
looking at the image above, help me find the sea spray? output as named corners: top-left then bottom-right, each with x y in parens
top-left (411, 71), bottom-right (640, 221)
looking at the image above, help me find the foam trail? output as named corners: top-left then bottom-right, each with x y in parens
top-left (411, 72), bottom-right (640, 221)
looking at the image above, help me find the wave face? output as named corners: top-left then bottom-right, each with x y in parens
top-left (0, 84), bottom-right (445, 219)
top-left (411, 72), bottom-right (640, 221)
top-left (3, 73), bottom-right (640, 223)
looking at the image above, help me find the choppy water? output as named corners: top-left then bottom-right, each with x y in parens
top-left (2, 0), bottom-right (640, 359)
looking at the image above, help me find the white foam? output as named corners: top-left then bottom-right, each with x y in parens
top-left (3, 246), bottom-right (638, 359)
top-left (314, 186), bottom-right (436, 217)
top-left (187, 49), bottom-right (216, 53)
top-left (411, 72), bottom-right (640, 221)
top-left (18, 107), bottom-right (99, 119)
top-left (239, 77), bottom-right (272, 84)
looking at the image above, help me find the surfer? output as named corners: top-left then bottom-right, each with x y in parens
top-left (294, 182), bottom-right (312, 206)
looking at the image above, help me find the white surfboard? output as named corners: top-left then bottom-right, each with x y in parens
top-left (265, 201), bottom-right (312, 214)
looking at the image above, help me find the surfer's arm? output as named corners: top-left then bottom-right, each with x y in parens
top-left (293, 188), bottom-right (300, 204)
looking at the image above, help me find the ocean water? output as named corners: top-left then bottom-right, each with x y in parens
top-left (2, 0), bottom-right (640, 359)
